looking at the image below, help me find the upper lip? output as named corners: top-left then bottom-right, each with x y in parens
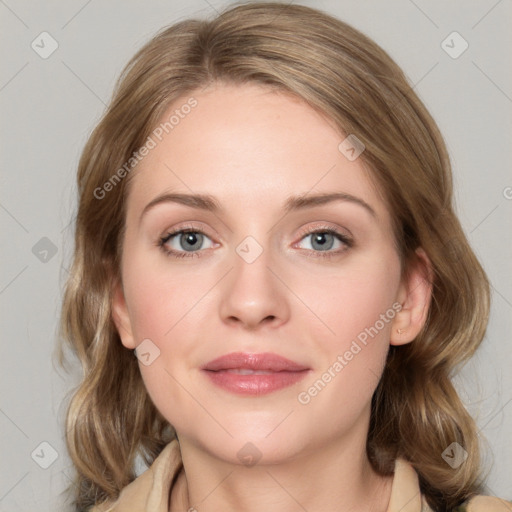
top-left (202, 352), bottom-right (309, 372)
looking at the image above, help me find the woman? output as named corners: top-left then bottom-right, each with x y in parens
top-left (59, 3), bottom-right (511, 511)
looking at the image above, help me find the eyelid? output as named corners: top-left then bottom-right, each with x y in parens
top-left (160, 222), bottom-right (217, 241)
top-left (294, 221), bottom-right (352, 240)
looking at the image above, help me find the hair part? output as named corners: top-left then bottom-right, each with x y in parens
top-left (59, 2), bottom-right (490, 510)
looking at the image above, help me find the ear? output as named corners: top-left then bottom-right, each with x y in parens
top-left (112, 280), bottom-right (136, 349)
top-left (390, 248), bottom-right (433, 346)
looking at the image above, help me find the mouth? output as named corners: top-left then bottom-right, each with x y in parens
top-left (201, 352), bottom-right (310, 395)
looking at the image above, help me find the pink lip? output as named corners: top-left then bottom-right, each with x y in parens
top-left (201, 352), bottom-right (310, 396)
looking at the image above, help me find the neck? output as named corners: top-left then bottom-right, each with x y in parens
top-left (172, 427), bottom-right (393, 512)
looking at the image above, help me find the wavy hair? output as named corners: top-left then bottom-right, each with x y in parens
top-left (59, 2), bottom-right (490, 510)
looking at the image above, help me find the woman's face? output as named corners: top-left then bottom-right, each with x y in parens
top-left (114, 82), bottom-right (412, 465)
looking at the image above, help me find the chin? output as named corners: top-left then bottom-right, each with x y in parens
top-left (190, 421), bottom-right (307, 466)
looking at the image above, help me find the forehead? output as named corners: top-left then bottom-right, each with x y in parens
top-left (126, 82), bottom-right (390, 224)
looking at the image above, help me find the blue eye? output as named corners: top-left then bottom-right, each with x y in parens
top-left (300, 231), bottom-right (340, 251)
top-left (295, 229), bottom-right (353, 257)
top-left (159, 229), bottom-right (214, 258)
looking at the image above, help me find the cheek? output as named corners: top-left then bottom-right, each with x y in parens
top-left (121, 260), bottom-right (209, 424)
top-left (121, 255), bottom-right (215, 404)
top-left (300, 250), bottom-right (401, 347)
top-left (122, 256), bottom-right (207, 343)
top-left (296, 250), bottom-right (401, 400)
top-left (293, 257), bottom-right (400, 430)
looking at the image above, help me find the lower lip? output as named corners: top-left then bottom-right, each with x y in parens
top-left (202, 369), bottom-right (310, 395)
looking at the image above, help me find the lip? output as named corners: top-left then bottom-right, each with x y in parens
top-left (201, 352), bottom-right (310, 396)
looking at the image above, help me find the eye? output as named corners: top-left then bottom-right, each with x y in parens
top-left (159, 228), bottom-right (215, 258)
top-left (295, 227), bottom-right (353, 257)
top-left (158, 225), bottom-right (352, 259)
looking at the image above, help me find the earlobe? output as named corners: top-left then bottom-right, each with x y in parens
top-left (390, 248), bottom-right (433, 346)
top-left (112, 281), bottom-right (136, 349)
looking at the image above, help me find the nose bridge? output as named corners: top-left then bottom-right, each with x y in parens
top-left (218, 233), bottom-right (290, 329)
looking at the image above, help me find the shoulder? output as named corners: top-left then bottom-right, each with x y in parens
top-left (454, 495), bottom-right (512, 511)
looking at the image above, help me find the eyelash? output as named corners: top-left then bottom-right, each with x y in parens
top-left (157, 224), bottom-right (353, 260)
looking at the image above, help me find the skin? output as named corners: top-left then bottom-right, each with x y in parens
top-left (113, 82), bottom-right (432, 512)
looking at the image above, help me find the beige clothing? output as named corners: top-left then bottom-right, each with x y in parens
top-left (91, 439), bottom-right (511, 512)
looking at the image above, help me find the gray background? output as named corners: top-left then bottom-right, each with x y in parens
top-left (1, 0), bottom-right (511, 510)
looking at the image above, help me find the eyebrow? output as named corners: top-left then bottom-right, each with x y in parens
top-left (284, 192), bottom-right (376, 218)
top-left (140, 191), bottom-right (376, 221)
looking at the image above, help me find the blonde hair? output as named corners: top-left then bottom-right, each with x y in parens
top-left (59, 2), bottom-right (490, 510)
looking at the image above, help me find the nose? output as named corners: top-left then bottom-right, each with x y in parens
top-left (218, 244), bottom-right (290, 331)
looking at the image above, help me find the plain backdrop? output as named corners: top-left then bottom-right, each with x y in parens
top-left (0, 0), bottom-right (511, 510)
